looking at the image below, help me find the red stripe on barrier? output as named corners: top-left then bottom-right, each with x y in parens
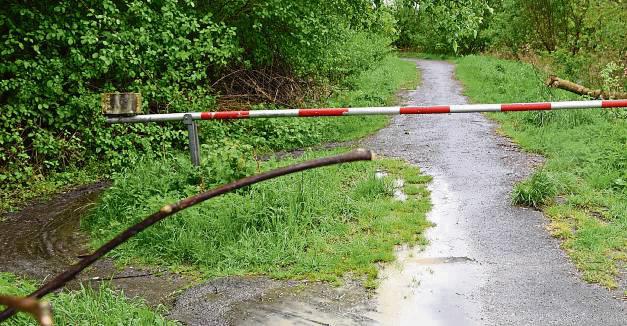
top-left (400, 106), bottom-right (451, 114)
top-left (602, 100), bottom-right (627, 108)
top-left (201, 111), bottom-right (250, 119)
top-left (299, 108), bottom-right (348, 117)
top-left (501, 103), bottom-right (551, 111)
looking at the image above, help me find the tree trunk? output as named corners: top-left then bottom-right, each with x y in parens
top-left (545, 75), bottom-right (627, 99)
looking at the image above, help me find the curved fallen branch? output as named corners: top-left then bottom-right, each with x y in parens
top-left (545, 75), bottom-right (627, 99)
top-left (0, 149), bottom-right (374, 323)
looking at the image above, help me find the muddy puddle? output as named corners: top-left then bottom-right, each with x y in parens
top-left (368, 174), bottom-right (485, 325)
top-left (0, 182), bottom-right (190, 307)
top-left (170, 276), bottom-right (376, 326)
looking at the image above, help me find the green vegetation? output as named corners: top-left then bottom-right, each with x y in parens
top-left (456, 55), bottom-right (626, 288)
top-left (83, 149), bottom-right (432, 285)
top-left (512, 170), bottom-right (558, 208)
top-left (1, 53), bottom-right (419, 212)
top-left (391, 0), bottom-right (491, 53)
top-left (0, 273), bottom-right (173, 325)
top-left (0, 0), bottom-right (396, 200)
top-left (1, 10), bottom-right (423, 320)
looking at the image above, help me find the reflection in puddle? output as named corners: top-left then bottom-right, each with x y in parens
top-left (370, 174), bottom-right (485, 325)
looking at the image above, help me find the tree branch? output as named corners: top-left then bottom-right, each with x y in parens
top-left (545, 75), bottom-right (627, 99)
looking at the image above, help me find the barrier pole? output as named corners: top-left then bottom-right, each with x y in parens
top-left (106, 99), bottom-right (627, 124)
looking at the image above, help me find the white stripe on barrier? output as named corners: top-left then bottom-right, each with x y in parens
top-left (551, 100), bottom-right (603, 110)
top-left (451, 104), bottom-right (501, 113)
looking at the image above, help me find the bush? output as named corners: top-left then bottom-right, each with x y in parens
top-left (0, 0), bottom-right (239, 186)
top-left (391, 0), bottom-right (492, 54)
top-left (0, 0), bottom-right (397, 192)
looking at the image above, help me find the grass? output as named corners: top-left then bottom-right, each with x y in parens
top-left (1, 53), bottom-right (423, 324)
top-left (397, 51), bottom-right (456, 61)
top-left (322, 55), bottom-right (421, 142)
top-left (511, 170), bottom-right (558, 208)
top-left (455, 55), bottom-right (627, 288)
top-left (83, 149), bottom-right (432, 286)
top-left (0, 272), bottom-right (174, 325)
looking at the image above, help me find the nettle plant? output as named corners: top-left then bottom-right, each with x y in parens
top-left (600, 62), bottom-right (624, 95)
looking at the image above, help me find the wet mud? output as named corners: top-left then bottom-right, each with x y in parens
top-left (0, 182), bottom-right (190, 306)
top-left (170, 277), bottom-right (376, 326)
top-left (0, 183), bottom-right (108, 279)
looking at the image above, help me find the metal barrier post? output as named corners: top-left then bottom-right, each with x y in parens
top-left (183, 114), bottom-right (201, 166)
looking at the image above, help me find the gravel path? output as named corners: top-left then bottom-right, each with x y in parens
top-left (364, 59), bottom-right (626, 325)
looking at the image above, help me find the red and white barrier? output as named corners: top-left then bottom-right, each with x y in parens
top-left (106, 99), bottom-right (627, 123)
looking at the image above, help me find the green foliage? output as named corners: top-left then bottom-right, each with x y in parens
top-left (391, 0), bottom-right (493, 54)
top-left (488, 0), bottom-right (627, 55)
top-left (0, 0), bottom-right (397, 195)
top-left (0, 273), bottom-right (173, 325)
top-left (1, 0), bottom-right (239, 186)
top-left (485, 0), bottom-right (627, 91)
top-left (82, 150), bottom-right (431, 283)
top-left (456, 55), bottom-right (627, 288)
top-left (201, 0), bottom-right (396, 81)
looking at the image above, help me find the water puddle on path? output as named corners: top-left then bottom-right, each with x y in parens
top-left (195, 173), bottom-right (487, 326)
top-left (368, 173), bottom-right (485, 325)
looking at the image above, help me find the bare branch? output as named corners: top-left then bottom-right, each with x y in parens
top-left (546, 75), bottom-right (627, 99)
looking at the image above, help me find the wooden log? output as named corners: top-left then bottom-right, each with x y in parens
top-left (545, 75), bottom-right (627, 99)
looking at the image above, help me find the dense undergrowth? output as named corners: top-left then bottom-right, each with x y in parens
top-left (0, 0), bottom-right (396, 201)
top-left (0, 273), bottom-right (174, 325)
top-left (83, 150), bottom-right (432, 286)
top-left (456, 55), bottom-right (626, 289)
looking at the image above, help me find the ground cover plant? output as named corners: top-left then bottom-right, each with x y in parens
top-left (83, 149), bottom-right (432, 287)
top-left (455, 55), bottom-right (627, 288)
top-left (0, 273), bottom-right (174, 325)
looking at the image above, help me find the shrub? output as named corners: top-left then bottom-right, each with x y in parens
top-left (0, 0), bottom-right (396, 192)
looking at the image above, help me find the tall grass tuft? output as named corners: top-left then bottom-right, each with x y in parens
top-left (512, 170), bottom-right (557, 208)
